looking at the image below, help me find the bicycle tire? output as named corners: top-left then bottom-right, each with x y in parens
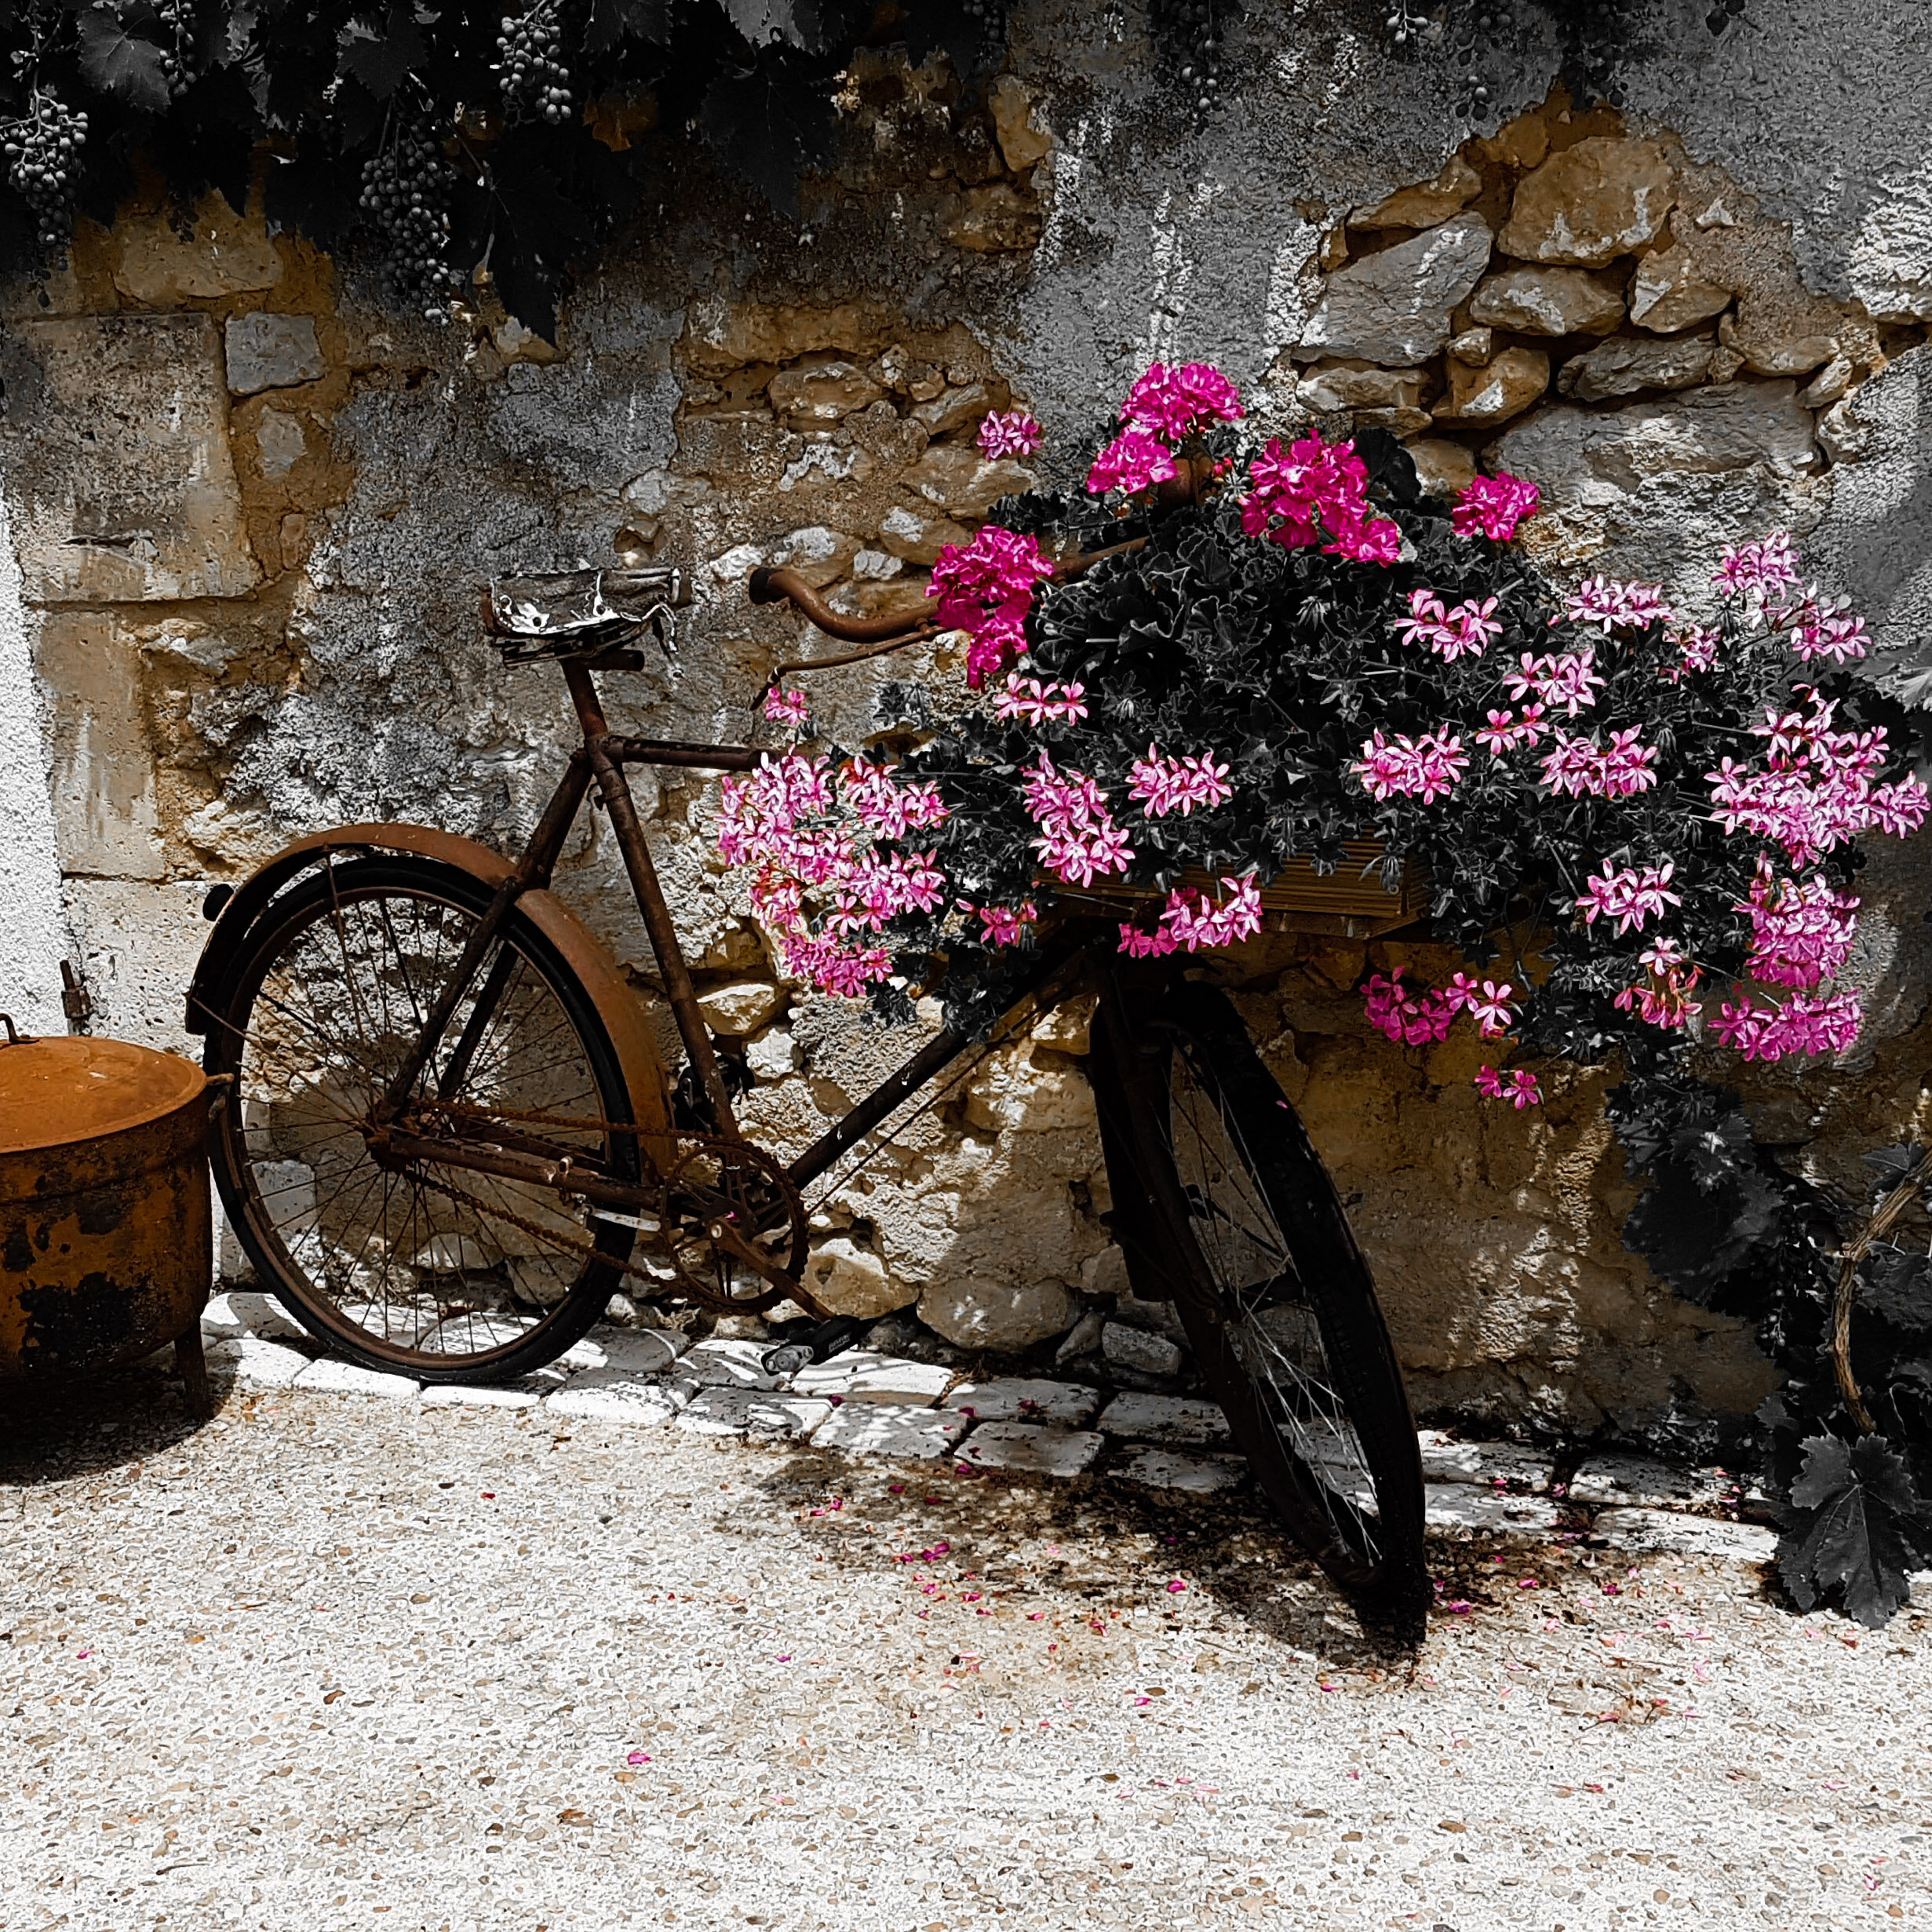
top-left (202, 855), bottom-right (639, 1383)
top-left (1102, 980), bottom-right (1431, 1634)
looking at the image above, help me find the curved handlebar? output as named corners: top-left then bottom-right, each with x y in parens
top-left (749, 567), bottom-right (939, 643)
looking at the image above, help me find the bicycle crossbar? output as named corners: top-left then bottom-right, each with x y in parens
top-left (608, 736), bottom-right (765, 772)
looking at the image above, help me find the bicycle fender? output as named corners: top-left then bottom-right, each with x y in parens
top-left (185, 822), bottom-right (673, 1134)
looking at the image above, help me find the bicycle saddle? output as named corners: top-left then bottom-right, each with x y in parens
top-left (481, 565), bottom-right (693, 662)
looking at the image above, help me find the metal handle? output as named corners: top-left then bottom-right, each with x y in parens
top-left (0, 1014), bottom-right (27, 1047)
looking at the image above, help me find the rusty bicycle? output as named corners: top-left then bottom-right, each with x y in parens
top-left (187, 552), bottom-right (1431, 1626)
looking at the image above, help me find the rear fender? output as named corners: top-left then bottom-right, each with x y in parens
top-left (186, 822), bottom-right (670, 1133)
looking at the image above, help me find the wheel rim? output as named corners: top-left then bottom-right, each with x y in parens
top-left (1164, 1041), bottom-right (1393, 1578)
top-left (215, 877), bottom-right (632, 1369)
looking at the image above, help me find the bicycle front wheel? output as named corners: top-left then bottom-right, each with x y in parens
top-left (1113, 982), bottom-right (1430, 1633)
top-left (202, 856), bottom-right (640, 1382)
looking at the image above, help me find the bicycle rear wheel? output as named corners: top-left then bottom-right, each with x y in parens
top-left (202, 856), bottom-right (639, 1382)
top-left (1108, 981), bottom-right (1430, 1633)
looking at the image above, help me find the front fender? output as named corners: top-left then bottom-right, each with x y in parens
top-left (186, 822), bottom-right (670, 1133)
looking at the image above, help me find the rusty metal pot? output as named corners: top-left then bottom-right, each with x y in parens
top-left (0, 1017), bottom-right (219, 1414)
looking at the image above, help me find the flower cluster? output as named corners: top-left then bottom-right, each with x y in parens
top-left (1577, 861), bottom-right (1682, 935)
top-left (1362, 967), bottom-right (1460, 1045)
top-left (1711, 990), bottom-right (1863, 1062)
top-left (1538, 727), bottom-right (1658, 800)
top-left (1502, 647), bottom-right (1606, 716)
top-left (928, 523), bottom-right (1055, 688)
top-left (1737, 863), bottom-right (1860, 989)
top-left (1022, 754), bottom-right (1135, 888)
top-left (1086, 360), bottom-right (1242, 500)
top-left (1351, 727), bottom-right (1469, 804)
top-left (1128, 745), bottom-right (1235, 817)
top-left (1239, 433), bottom-right (1402, 565)
top-left (977, 409), bottom-right (1043, 460)
top-left (1119, 877), bottom-right (1264, 956)
top-left (1562, 577), bottom-right (1678, 634)
top-left (1397, 589), bottom-right (1503, 662)
top-left (1613, 943), bottom-right (1703, 1030)
top-left (1475, 1066), bottom-right (1541, 1108)
top-left (993, 675), bottom-right (1088, 726)
top-left (1449, 472), bottom-right (1540, 542)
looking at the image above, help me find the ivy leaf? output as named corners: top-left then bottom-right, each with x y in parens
top-left (1859, 1244), bottom-right (1932, 1332)
top-left (336, 6), bottom-right (428, 100)
top-left (75, 4), bottom-right (172, 113)
top-left (1778, 1432), bottom-right (1923, 1628)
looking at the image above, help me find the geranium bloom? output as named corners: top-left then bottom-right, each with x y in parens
top-left (1614, 962), bottom-right (1703, 1030)
top-left (763, 686), bottom-right (811, 731)
top-left (1087, 428), bottom-right (1179, 497)
top-left (1022, 753), bottom-right (1135, 887)
top-left (1396, 589), bottom-right (1502, 661)
top-left (1240, 432), bottom-right (1401, 566)
top-left (1577, 861), bottom-right (1682, 936)
top-left (1562, 577), bottom-right (1679, 634)
top-left (1711, 990), bottom-right (1862, 1062)
top-left (1790, 603), bottom-right (1868, 665)
top-left (1451, 472), bottom-right (1540, 542)
top-left (1121, 360), bottom-right (1244, 441)
top-left (1661, 623), bottom-right (1720, 682)
top-left (840, 759), bottom-right (950, 840)
top-left (1737, 863), bottom-right (1859, 989)
top-left (1474, 1066), bottom-right (1542, 1107)
top-left (977, 409), bottom-right (1044, 460)
top-left (1474, 704), bottom-right (1548, 754)
top-left (1362, 968), bottom-right (1459, 1046)
top-left (1539, 727), bottom-right (1657, 800)
top-left (993, 675), bottom-right (1088, 726)
top-left (1128, 745), bottom-right (1235, 817)
top-left (929, 524), bottom-right (1054, 688)
top-left (1445, 971), bottom-right (1518, 1038)
top-left (1503, 647), bottom-right (1606, 717)
top-left (975, 902), bottom-right (1037, 946)
top-left (1351, 728), bottom-right (1469, 804)
top-left (1714, 531), bottom-right (1800, 599)
top-left (1158, 877), bottom-right (1264, 951)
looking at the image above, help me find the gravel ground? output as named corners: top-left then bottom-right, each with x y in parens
top-left (4, 1369), bottom-right (1930, 1932)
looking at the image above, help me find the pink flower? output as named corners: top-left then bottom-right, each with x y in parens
top-left (1451, 472), bottom-right (1540, 541)
top-left (1351, 727), bottom-right (1469, 804)
top-left (1737, 863), bottom-right (1859, 990)
top-left (1240, 432), bottom-right (1399, 567)
top-left (1128, 745), bottom-right (1235, 817)
top-left (1711, 990), bottom-right (1862, 1061)
top-left (1087, 428), bottom-right (1179, 497)
top-left (993, 675), bottom-right (1089, 726)
top-left (764, 686), bottom-right (812, 731)
top-left (1157, 877), bottom-right (1263, 951)
top-left (1661, 624), bottom-right (1720, 682)
top-left (1791, 604), bottom-right (1868, 665)
top-left (1576, 861), bottom-right (1681, 936)
top-left (1503, 647), bottom-right (1606, 718)
top-left (1362, 967), bottom-right (1459, 1046)
top-left (928, 524), bottom-right (1053, 688)
top-left (1538, 727), bottom-right (1657, 800)
top-left (975, 902), bottom-right (1037, 946)
top-left (1714, 531), bottom-right (1800, 599)
top-left (1562, 576), bottom-right (1679, 634)
top-left (1475, 1066), bottom-right (1541, 1107)
top-left (1118, 920), bottom-right (1180, 958)
top-left (1121, 360), bottom-right (1245, 441)
top-left (1023, 753), bottom-right (1135, 886)
top-left (977, 409), bottom-right (1044, 460)
top-left (1395, 589), bottom-right (1503, 661)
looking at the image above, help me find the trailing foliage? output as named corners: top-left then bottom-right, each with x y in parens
top-left (0, 0), bottom-right (1005, 337)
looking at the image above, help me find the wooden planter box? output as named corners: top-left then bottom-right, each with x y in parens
top-left (1052, 840), bottom-right (1427, 940)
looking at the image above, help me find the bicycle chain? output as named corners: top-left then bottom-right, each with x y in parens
top-left (402, 1097), bottom-right (806, 1314)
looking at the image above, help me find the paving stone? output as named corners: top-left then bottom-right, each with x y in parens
top-left (956, 1421), bottom-right (1105, 1478)
top-left (292, 1357), bottom-right (421, 1400)
top-left (1102, 1323), bottom-right (1183, 1376)
top-left (1099, 1392), bottom-right (1233, 1448)
top-left (792, 1348), bottom-right (952, 1405)
top-left (419, 1384), bottom-right (543, 1410)
top-left (811, 1403), bottom-right (973, 1460)
top-left (1110, 1448), bottom-right (1247, 1495)
top-left (206, 1336), bottom-right (313, 1387)
top-left (1417, 1431), bottom-right (1555, 1489)
top-left (682, 1337), bottom-right (789, 1391)
top-left (676, 1390), bottom-right (833, 1440)
top-left (201, 1289), bottom-right (306, 1342)
top-left (1566, 1455), bottom-right (1731, 1510)
top-left (1590, 1507), bottom-right (1777, 1565)
top-left (949, 1377), bottom-right (1101, 1427)
top-left (570, 1326), bottom-right (691, 1375)
top-left (546, 1371), bottom-right (686, 1426)
top-left (1424, 1484), bottom-right (1563, 1534)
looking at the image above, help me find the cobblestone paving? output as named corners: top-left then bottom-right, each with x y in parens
top-left (4, 1364), bottom-right (1931, 1931)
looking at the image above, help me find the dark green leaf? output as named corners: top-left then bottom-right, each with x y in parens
top-left (698, 47), bottom-right (836, 217)
top-left (1860, 1244), bottom-right (1932, 1332)
top-left (76, 4), bottom-right (172, 113)
top-left (1779, 1433), bottom-right (1922, 1628)
top-left (336, 7), bottom-right (428, 100)
top-left (583, 0), bottom-right (673, 53)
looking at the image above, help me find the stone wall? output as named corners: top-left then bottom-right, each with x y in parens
top-left (5, 0), bottom-right (1932, 1442)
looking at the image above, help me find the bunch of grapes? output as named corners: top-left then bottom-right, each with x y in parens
top-left (359, 118), bottom-right (466, 322)
top-left (1704, 0), bottom-right (1747, 33)
top-left (1150, 0), bottom-right (1236, 118)
top-left (155, 0), bottom-right (199, 101)
top-left (958, 0), bottom-right (1010, 45)
top-left (2, 88), bottom-right (88, 254)
top-left (495, 3), bottom-right (572, 126)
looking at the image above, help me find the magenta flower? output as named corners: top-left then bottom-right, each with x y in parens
top-left (1128, 745), bottom-right (1234, 817)
top-left (1351, 727), bottom-right (1469, 804)
top-left (929, 524), bottom-right (1054, 689)
top-left (1503, 647), bottom-right (1605, 718)
top-left (1737, 864), bottom-right (1859, 989)
top-left (764, 686), bottom-right (812, 731)
top-left (1451, 472), bottom-right (1540, 541)
top-left (1562, 576), bottom-right (1679, 634)
top-left (1087, 428), bottom-right (1179, 497)
top-left (1396, 587), bottom-right (1502, 661)
top-left (1714, 531), bottom-right (1800, 599)
top-left (1240, 432), bottom-right (1400, 567)
top-left (1362, 968), bottom-right (1459, 1047)
top-left (977, 409), bottom-right (1044, 460)
top-left (1022, 753), bottom-right (1136, 886)
top-left (993, 675), bottom-right (1088, 726)
top-left (1711, 990), bottom-right (1861, 1062)
top-left (1121, 360), bottom-right (1244, 441)
top-left (975, 902), bottom-right (1037, 947)
top-left (1576, 861), bottom-right (1682, 936)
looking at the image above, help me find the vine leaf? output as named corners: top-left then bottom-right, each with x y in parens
top-left (336, 7), bottom-right (428, 100)
top-left (698, 47), bottom-right (835, 217)
top-left (479, 155), bottom-right (586, 343)
top-left (1859, 1244), bottom-right (1932, 1332)
top-left (1621, 1149), bottom-right (1784, 1303)
top-left (1779, 1432), bottom-right (1922, 1628)
top-left (75, 4), bottom-right (172, 114)
top-left (583, 0), bottom-right (673, 53)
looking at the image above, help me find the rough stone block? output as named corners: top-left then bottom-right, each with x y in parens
top-left (988, 75), bottom-right (1052, 172)
top-left (112, 195), bottom-right (282, 304)
top-left (570, 1326), bottom-right (690, 1375)
top-left (1097, 1393), bottom-right (1233, 1448)
top-left (949, 1377), bottom-right (1100, 1426)
top-left (811, 1402), bottom-right (973, 1460)
top-left (207, 1336), bottom-right (312, 1387)
top-left (1590, 1507), bottom-right (1777, 1564)
top-left (1349, 155), bottom-right (1482, 231)
top-left (902, 445), bottom-right (1036, 519)
top-left (1405, 438), bottom-right (1478, 501)
top-left (1424, 1484), bottom-right (1562, 1534)
top-left (956, 1421), bottom-right (1104, 1478)
top-left (801, 1237), bottom-right (913, 1321)
top-left (1557, 334), bottom-right (1714, 401)
top-left (1417, 1431), bottom-right (1555, 1489)
top-left (677, 1389), bottom-right (832, 1439)
top-left (420, 1384), bottom-right (542, 1410)
top-left (681, 1336), bottom-right (789, 1391)
top-left (1499, 137), bottom-right (1674, 266)
top-left (255, 408), bottom-right (307, 477)
top-left (792, 1349), bottom-right (951, 1405)
top-left (1111, 1448), bottom-right (1247, 1494)
top-left (1101, 1323), bottom-right (1183, 1376)
top-left (919, 1275), bottom-right (1076, 1351)
top-left (224, 312), bottom-right (324, 394)
top-left (1433, 347), bottom-right (1550, 426)
top-left (768, 361), bottom-right (884, 426)
top-left (547, 1371), bottom-right (685, 1426)
top-left (1566, 1455), bottom-right (1730, 1510)
top-left (1296, 214), bottom-right (1493, 366)
top-left (1468, 266), bottom-right (1624, 337)
top-left (0, 314), bottom-right (261, 602)
top-left (293, 1357), bottom-right (422, 1400)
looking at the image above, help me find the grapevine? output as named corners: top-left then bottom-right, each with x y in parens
top-left (495, 2), bottom-right (572, 126)
top-left (358, 114), bottom-right (467, 322)
top-left (155, 0), bottom-right (199, 100)
top-left (1149, 0), bottom-right (1238, 119)
top-left (0, 86), bottom-right (86, 255)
